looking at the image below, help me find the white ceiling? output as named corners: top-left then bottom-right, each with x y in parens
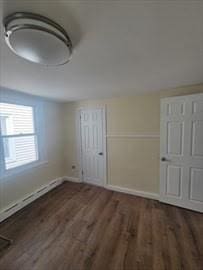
top-left (0, 0), bottom-right (203, 101)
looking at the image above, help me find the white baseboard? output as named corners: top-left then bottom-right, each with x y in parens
top-left (107, 133), bottom-right (160, 139)
top-left (106, 184), bottom-right (159, 200)
top-left (63, 176), bottom-right (159, 200)
top-left (0, 177), bottom-right (63, 223)
top-left (63, 176), bottom-right (81, 183)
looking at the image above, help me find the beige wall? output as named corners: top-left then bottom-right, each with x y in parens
top-left (63, 84), bottom-right (203, 195)
top-left (0, 100), bottom-right (65, 211)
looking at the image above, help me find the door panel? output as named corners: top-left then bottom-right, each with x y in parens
top-left (189, 168), bottom-right (203, 202)
top-left (167, 121), bottom-right (184, 156)
top-left (192, 100), bottom-right (203, 114)
top-left (80, 108), bottom-right (105, 186)
top-left (160, 94), bottom-right (203, 212)
top-left (167, 101), bottom-right (185, 116)
top-left (191, 120), bottom-right (203, 157)
top-left (166, 165), bottom-right (182, 198)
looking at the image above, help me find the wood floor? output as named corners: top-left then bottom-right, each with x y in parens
top-left (0, 182), bottom-right (202, 270)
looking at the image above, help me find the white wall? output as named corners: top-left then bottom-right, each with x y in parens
top-left (0, 90), bottom-right (65, 211)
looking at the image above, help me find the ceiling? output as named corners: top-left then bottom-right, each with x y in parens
top-left (0, 0), bottom-right (203, 101)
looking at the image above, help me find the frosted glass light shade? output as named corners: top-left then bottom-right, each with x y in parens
top-left (4, 12), bottom-right (72, 66)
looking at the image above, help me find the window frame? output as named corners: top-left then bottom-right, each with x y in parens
top-left (0, 91), bottom-right (47, 179)
top-left (0, 114), bottom-right (16, 162)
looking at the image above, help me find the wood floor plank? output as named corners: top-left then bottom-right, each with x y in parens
top-left (0, 182), bottom-right (202, 270)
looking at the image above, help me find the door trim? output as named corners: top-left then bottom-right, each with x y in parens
top-left (76, 106), bottom-right (107, 187)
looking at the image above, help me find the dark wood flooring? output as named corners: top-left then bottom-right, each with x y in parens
top-left (0, 182), bottom-right (202, 270)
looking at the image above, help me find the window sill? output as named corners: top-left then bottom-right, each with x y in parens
top-left (0, 160), bottom-right (48, 180)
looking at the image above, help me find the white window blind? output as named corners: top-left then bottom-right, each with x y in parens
top-left (0, 102), bottom-right (39, 171)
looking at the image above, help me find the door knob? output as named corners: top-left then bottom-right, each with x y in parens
top-left (98, 152), bottom-right (103, 155)
top-left (161, 157), bottom-right (169, 162)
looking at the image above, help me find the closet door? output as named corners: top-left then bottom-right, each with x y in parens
top-left (80, 108), bottom-right (106, 186)
top-left (160, 94), bottom-right (203, 212)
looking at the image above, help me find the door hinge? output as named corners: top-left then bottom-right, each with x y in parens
top-left (81, 170), bottom-right (84, 175)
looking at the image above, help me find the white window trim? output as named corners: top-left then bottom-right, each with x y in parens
top-left (0, 114), bottom-right (16, 162)
top-left (0, 91), bottom-right (47, 179)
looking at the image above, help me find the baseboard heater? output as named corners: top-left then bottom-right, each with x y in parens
top-left (0, 177), bottom-right (63, 223)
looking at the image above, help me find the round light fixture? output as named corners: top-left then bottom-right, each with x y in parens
top-left (3, 12), bottom-right (73, 66)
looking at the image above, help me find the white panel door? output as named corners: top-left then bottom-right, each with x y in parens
top-left (80, 108), bottom-right (106, 186)
top-left (160, 94), bottom-right (203, 212)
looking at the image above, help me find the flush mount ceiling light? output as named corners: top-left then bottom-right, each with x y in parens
top-left (3, 12), bottom-right (73, 66)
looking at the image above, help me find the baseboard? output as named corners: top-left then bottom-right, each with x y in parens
top-left (107, 133), bottom-right (160, 139)
top-left (63, 176), bottom-right (81, 183)
top-left (106, 184), bottom-right (159, 200)
top-left (63, 177), bottom-right (159, 200)
top-left (0, 177), bottom-right (63, 223)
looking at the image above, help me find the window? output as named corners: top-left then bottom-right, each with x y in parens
top-left (0, 98), bottom-right (45, 177)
